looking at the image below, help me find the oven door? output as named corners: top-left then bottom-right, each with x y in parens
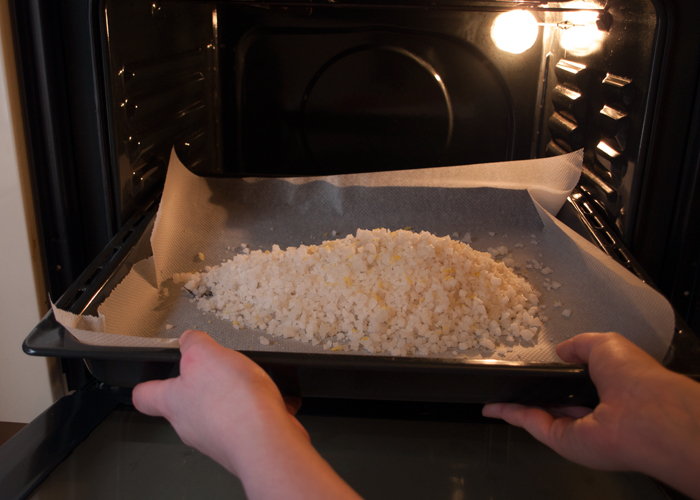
top-left (0, 386), bottom-right (687, 500)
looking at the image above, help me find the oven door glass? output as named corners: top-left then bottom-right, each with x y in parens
top-left (4, 392), bottom-right (674, 500)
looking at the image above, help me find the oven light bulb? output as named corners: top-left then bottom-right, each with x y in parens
top-left (491, 10), bottom-right (539, 54)
top-left (560, 2), bottom-right (605, 55)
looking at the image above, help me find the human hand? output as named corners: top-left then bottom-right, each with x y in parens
top-left (133, 330), bottom-right (306, 474)
top-left (483, 332), bottom-right (700, 499)
top-left (132, 330), bottom-right (361, 500)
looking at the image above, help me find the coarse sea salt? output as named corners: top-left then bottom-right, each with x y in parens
top-left (174, 228), bottom-right (543, 357)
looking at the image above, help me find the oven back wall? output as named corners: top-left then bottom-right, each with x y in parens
top-left (0, 0), bottom-right (59, 423)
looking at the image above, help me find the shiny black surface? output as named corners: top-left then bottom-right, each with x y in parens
top-left (16, 404), bottom-right (672, 500)
top-left (0, 387), bottom-right (121, 500)
top-left (101, 1), bottom-right (543, 180)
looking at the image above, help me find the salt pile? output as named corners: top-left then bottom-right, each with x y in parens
top-left (174, 228), bottom-right (543, 356)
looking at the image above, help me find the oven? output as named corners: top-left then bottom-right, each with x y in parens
top-left (2, 0), bottom-right (700, 498)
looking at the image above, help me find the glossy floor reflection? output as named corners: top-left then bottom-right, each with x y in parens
top-left (27, 407), bottom-right (666, 499)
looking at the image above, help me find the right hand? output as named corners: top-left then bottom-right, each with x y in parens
top-left (483, 332), bottom-right (700, 499)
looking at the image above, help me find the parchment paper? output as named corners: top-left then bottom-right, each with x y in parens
top-left (53, 149), bottom-right (675, 362)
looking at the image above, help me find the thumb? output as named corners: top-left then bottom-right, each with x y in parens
top-left (556, 332), bottom-right (616, 364)
top-left (178, 329), bottom-right (216, 354)
top-left (132, 378), bottom-right (175, 418)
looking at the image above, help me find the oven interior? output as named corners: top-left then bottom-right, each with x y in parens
top-left (12, 0), bottom-right (700, 401)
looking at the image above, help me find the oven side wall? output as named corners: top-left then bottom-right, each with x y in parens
top-left (632, 0), bottom-right (700, 333)
top-left (0, 0), bottom-right (60, 423)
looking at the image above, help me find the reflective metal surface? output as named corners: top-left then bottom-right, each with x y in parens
top-left (26, 407), bottom-right (667, 500)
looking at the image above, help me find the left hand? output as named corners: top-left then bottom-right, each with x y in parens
top-left (132, 330), bottom-right (362, 500)
top-left (133, 329), bottom-right (308, 476)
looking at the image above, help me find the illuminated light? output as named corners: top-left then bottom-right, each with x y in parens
top-left (560, 2), bottom-right (605, 55)
top-left (491, 10), bottom-right (539, 54)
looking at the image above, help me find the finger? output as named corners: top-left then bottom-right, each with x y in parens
top-left (482, 402), bottom-right (507, 419)
top-left (547, 406), bottom-right (593, 419)
top-left (485, 403), bottom-right (615, 471)
top-left (483, 403), bottom-right (563, 445)
top-left (283, 396), bottom-right (302, 416)
top-left (132, 379), bottom-right (175, 417)
top-left (179, 329), bottom-right (216, 354)
top-left (483, 402), bottom-right (594, 466)
top-left (484, 402), bottom-right (592, 421)
top-left (556, 332), bottom-right (613, 364)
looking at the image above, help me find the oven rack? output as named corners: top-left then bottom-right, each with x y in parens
top-left (564, 186), bottom-right (700, 377)
top-left (23, 186), bottom-right (700, 404)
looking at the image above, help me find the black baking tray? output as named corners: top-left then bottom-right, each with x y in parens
top-left (24, 188), bottom-right (700, 406)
